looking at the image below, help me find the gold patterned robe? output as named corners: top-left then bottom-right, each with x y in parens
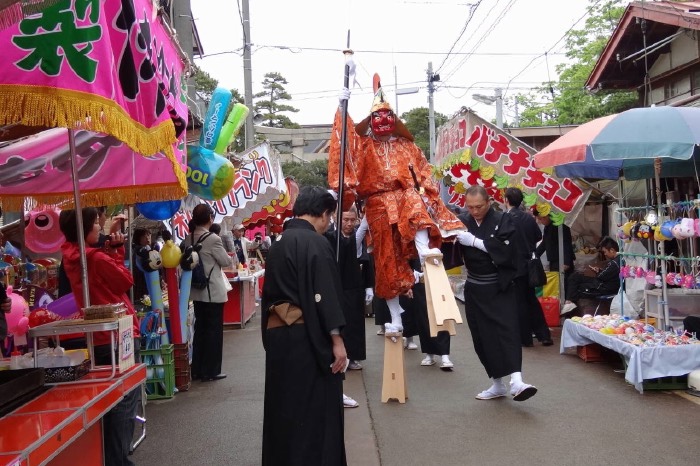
top-left (328, 110), bottom-right (464, 299)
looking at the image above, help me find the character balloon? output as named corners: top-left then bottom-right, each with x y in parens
top-left (200, 87), bottom-right (233, 150)
top-left (24, 207), bottom-right (64, 254)
top-left (186, 146), bottom-right (235, 200)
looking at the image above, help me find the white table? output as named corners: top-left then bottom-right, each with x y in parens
top-left (560, 320), bottom-right (700, 393)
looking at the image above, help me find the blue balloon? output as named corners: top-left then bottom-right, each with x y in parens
top-left (137, 200), bottom-right (181, 221)
top-left (199, 87), bottom-right (232, 150)
top-left (186, 145), bottom-right (235, 201)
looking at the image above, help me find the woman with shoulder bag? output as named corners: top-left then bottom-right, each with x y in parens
top-left (183, 204), bottom-right (231, 381)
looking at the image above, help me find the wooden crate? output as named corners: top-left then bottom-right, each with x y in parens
top-left (577, 344), bottom-right (605, 362)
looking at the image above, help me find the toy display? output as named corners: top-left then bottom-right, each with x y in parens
top-left (570, 314), bottom-right (700, 347)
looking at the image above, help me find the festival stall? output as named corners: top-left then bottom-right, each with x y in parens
top-left (0, 1), bottom-right (188, 461)
top-left (164, 141), bottom-right (296, 327)
top-left (530, 107), bottom-right (700, 390)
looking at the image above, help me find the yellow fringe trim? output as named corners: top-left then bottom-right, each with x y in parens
top-left (0, 84), bottom-right (188, 196)
top-left (0, 184), bottom-right (186, 212)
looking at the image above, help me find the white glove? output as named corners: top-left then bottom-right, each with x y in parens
top-left (456, 231), bottom-right (476, 246)
top-left (338, 87), bottom-right (351, 104)
top-left (364, 288), bottom-right (374, 305)
top-left (327, 189), bottom-right (338, 201)
top-left (456, 231), bottom-right (487, 252)
top-left (356, 216), bottom-right (369, 258)
top-left (413, 270), bottom-right (424, 284)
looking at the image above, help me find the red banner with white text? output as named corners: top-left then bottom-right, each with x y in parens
top-left (434, 109), bottom-right (589, 226)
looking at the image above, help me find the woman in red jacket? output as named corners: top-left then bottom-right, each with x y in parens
top-left (59, 207), bottom-right (140, 466)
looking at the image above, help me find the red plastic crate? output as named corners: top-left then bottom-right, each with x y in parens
top-left (538, 297), bottom-right (561, 327)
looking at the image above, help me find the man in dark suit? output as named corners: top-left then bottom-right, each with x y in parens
top-left (504, 188), bottom-right (553, 347)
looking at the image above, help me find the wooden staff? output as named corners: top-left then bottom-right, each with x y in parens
top-left (335, 30), bottom-right (351, 262)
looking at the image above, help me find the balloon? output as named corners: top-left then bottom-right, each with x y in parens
top-left (6, 287), bottom-right (29, 336)
top-left (24, 207), bottom-right (64, 254)
top-left (137, 200), bottom-right (182, 221)
top-left (165, 268), bottom-right (183, 343)
top-left (160, 240), bottom-right (182, 268)
top-left (199, 87), bottom-right (233, 150)
top-left (47, 292), bottom-right (80, 318)
top-left (4, 241), bottom-right (21, 258)
top-left (186, 146), bottom-right (235, 200)
top-left (214, 103), bottom-right (250, 154)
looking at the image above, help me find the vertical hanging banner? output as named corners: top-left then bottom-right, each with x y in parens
top-left (434, 109), bottom-right (590, 225)
top-left (166, 141), bottom-right (292, 243)
top-left (0, 0), bottom-right (189, 197)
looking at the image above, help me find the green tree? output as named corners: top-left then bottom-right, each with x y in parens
top-left (192, 65), bottom-right (218, 101)
top-left (517, 0), bottom-right (637, 127)
top-left (281, 159), bottom-right (328, 189)
top-left (254, 72), bottom-right (300, 129)
top-left (400, 107), bottom-right (448, 155)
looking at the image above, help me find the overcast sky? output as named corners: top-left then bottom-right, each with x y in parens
top-left (191, 0), bottom-right (597, 126)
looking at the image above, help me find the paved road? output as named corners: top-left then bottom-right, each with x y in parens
top-left (133, 304), bottom-right (700, 466)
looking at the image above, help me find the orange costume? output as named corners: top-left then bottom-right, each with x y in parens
top-left (328, 101), bottom-right (463, 300)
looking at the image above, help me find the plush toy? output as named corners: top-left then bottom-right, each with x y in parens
top-left (636, 222), bottom-right (652, 239)
top-left (671, 221), bottom-right (685, 240)
top-left (660, 219), bottom-right (678, 239)
top-left (678, 218), bottom-right (695, 238)
top-left (620, 221), bottom-right (634, 240)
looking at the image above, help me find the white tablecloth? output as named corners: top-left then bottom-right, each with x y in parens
top-left (560, 320), bottom-right (700, 393)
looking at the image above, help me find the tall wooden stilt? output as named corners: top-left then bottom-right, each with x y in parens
top-left (381, 332), bottom-right (408, 403)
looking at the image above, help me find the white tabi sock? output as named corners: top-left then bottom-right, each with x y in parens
top-left (385, 297), bottom-right (404, 332)
top-left (510, 372), bottom-right (523, 386)
top-left (415, 229), bottom-right (441, 263)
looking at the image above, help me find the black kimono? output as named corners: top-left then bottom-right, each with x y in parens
top-left (324, 228), bottom-right (374, 361)
top-left (261, 219), bottom-right (347, 466)
top-left (458, 209), bottom-right (521, 379)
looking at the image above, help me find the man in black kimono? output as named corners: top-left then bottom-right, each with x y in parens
top-left (504, 188), bottom-right (553, 347)
top-left (535, 211), bottom-right (575, 275)
top-left (324, 207), bottom-right (374, 371)
top-left (261, 186), bottom-right (348, 466)
top-left (456, 185), bottom-right (538, 402)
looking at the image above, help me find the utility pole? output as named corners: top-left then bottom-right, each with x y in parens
top-left (242, 0), bottom-right (255, 148)
top-left (427, 62), bottom-right (440, 163)
top-left (494, 87), bottom-right (503, 129)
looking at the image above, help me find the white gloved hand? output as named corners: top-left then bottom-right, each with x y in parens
top-left (356, 216), bottom-right (369, 258)
top-left (456, 231), bottom-right (476, 247)
top-left (327, 189), bottom-right (339, 201)
top-left (364, 288), bottom-right (374, 305)
top-left (338, 87), bottom-right (351, 104)
top-left (457, 231), bottom-right (487, 252)
top-left (413, 270), bottom-right (424, 284)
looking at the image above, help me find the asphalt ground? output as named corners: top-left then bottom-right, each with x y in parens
top-left (133, 303), bottom-right (700, 466)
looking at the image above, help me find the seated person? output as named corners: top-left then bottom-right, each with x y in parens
top-left (561, 236), bottom-right (621, 314)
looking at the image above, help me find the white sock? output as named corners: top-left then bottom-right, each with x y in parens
top-left (510, 372), bottom-right (523, 385)
top-left (386, 297), bottom-right (404, 327)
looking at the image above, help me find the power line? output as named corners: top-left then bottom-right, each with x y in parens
top-left (196, 45), bottom-right (565, 59)
top-left (501, 0), bottom-right (603, 99)
top-left (434, 1), bottom-right (482, 74)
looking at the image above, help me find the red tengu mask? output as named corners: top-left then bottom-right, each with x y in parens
top-left (370, 109), bottom-right (396, 137)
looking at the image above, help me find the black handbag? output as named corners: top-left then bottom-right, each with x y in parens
top-left (528, 253), bottom-right (546, 288)
top-left (441, 240), bottom-right (464, 270)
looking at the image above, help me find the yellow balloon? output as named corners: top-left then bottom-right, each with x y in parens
top-left (160, 240), bottom-right (182, 269)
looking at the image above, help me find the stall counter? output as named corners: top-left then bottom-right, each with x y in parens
top-left (0, 364), bottom-right (146, 465)
top-left (223, 269), bottom-right (264, 328)
top-left (560, 320), bottom-right (700, 393)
